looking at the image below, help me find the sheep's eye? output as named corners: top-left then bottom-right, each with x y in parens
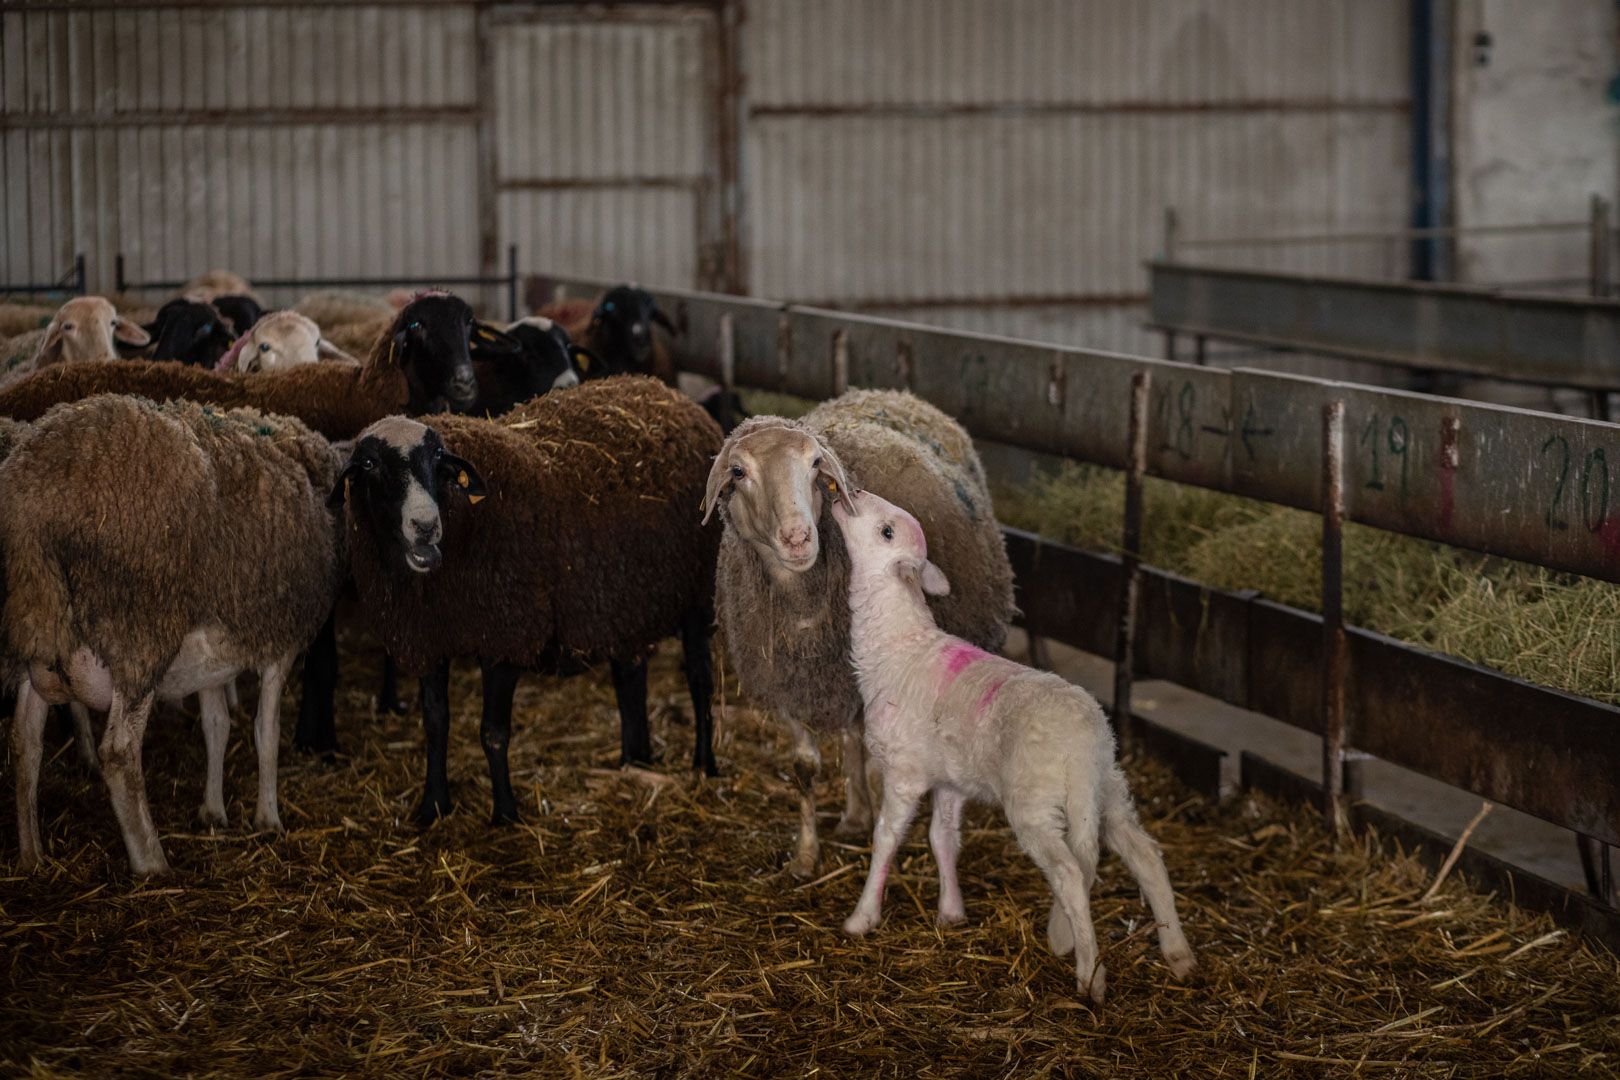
top-left (361, 458), bottom-right (376, 472)
top-left (881, 524), bottom-right (895, 541)
top-left (408, 321), bottom-right (422, 332)
top-left (62, 322), bottom-right (75, 331)
top-left (730, 464), bottom-right (745, 479)
top-left (812, 456), bottom-right (823, 470)
top-left (258, 342), bottom-right (271, 352)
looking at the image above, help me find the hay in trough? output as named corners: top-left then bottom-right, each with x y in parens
top-left (2, 635), bottom-right (1616, 1077)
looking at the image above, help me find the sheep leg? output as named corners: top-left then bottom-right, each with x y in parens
top-left (610, 656), bottom-right (655, 767)
top-left (478, 658), bottom-right (521, 826)
top-left (377, 653), bottom-right (410, 717)
top-left (1101, 776), bottom-right (1196, 978)
top-left (13, 682), bottom-right (50, 871)
top-left (196, 684), bottom-right (231, 827)
top-left (843, 779), bottom-right (925, 937)
top-left (1014, 815), bottom-right (1103, 1003)
top-left (251, 657), bottom-right (289, 833)
top-left (225, 678), bottom-right (240, 712)
top-left (414, 659), bottom-right (454, 826)
top-left (929, 787), bottom-right (967, 926)
top-left (678, 610), bottom-right (718, 776)
top-left (834, 724), bottom-right (875, 838)
top-left (69, 702), bottom-right (99, 775)
top-left (99, 691), bottom-right (168, 878)
top-left (294, 608), bottom-right (339, 756)
top-left (786, 717), bottom-right (822, 880)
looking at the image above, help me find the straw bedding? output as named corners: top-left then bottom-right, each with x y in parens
top-left (2, 634), bottom-right (1615, 1078)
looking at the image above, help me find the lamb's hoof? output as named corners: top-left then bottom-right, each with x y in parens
top-left (936, 906), bottom-right (967, 928)
top-left (378, 695), bottom-right (409, 717)
top-left (833, 813), bottom-right (872, 839)
top-left (620, 749), bottom-right (663, 769)
top-left (787, 850), bottom-right (819, 881)
top-left (1082, 963), bottom-right (1108, 1006)
top-left (197, 804), bottom-right (229, 829)
top-left (489, 805), bottom-right (521, 828)
top-left (1165, 948), bottom-right (1197, 980)
top-left (16, 850), bottom-right (42, 874)
top-left (413, 795), bottom-right (451, 828)
top-left (692, 755), bottom-right (720, 778)
top-left (130, 854), bottom-right (172, 879)
top-left (843, 910), bottom-right (879, 938)
top-left (253, 810), bottom-right (284, 834)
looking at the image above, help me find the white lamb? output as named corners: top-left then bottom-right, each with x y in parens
top-left (832, 489), bottom-right (1195, 1003)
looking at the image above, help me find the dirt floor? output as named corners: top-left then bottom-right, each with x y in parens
top-left (2, 637), bottom-right (1617, 1078)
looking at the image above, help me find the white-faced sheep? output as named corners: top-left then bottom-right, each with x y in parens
top-left (0, 296), bottom-right (151, 387)
top-left (833, 489), bottom-right (1195, 1003)
top-left (702, 389), bottom-right (1016, 878)
top-left (332, 376), bottom-right (722, 826)
top-left (215, 310), bottom-right (358, 374)
top-left (3, 395), bottom-right (344, 877)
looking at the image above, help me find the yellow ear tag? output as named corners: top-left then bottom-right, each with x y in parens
top-left (458, 469), bottom-right (486, 504)
top-left (468, 493), bottom-right (486, 505)
top-left (344, 477), bottom-right (352, 502)
top-left (458, 470), bottom-right (470, 487)
top-left (826, 479), bottom-right (837, 492)
top-left (574, 350), bottom-right (590, 373)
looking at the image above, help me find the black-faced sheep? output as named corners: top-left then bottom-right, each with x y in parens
top-left (468, 315), bottom-right (590, 417)
top-left (832, 489), bottom-right (1194, 1002)
top-left (538, 284), bottom-right (676, 386)
top-left (331, 376), bottom-right (723, 826)
top-left (2, 395), bottom-right (343, 877)
top-left (144, 298), bottom-right (238, 367)
top-left (702, 389), bottom-right (1016, 878)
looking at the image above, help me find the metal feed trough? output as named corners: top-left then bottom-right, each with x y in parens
top-left (538, 272), bottom-right (1620, 949)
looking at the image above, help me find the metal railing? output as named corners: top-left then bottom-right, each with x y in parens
top-left (114, 245), bottom-right (523, 322)
top-left (0, 254), bottom-right (87, 299)
top-left (540, 270), bottom-right (1620, 946)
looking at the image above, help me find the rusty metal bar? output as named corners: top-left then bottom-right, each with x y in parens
top-left (784, 291), bottom-right (1147, 312)
top-left (748, 99), bottom-right (1409, 120)
top-left (0, 253), bottom-right (87, 297)
top-left (1321, 401), bottom-right (1349, 833)
top-left (119, 260), bottom-right (512, 297)
top-left (1113, 372), bottom-right (1151, 751)
top-left (496, 176), bottom-right (706, 193)
top-left (506, 244), bottom-right (519, 322)
top-left (1592, 194), bottom-right (1613, 300)
top-left (0, 107), bottom-right (479, 130)
top-left (1179, 219), bottom-right (1590, 249)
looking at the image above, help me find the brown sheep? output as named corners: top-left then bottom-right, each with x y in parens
top-left (702, 389), bottom-right (1016, 877)
top-left (0, 296), bottom-right (151, 388)
top-left (2, 395), bottom-right (344, 877)
top-left (332, 376), bottom-right (722, 826)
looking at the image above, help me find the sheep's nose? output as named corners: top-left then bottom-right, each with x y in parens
top-left (411, 516), bottom-right (440, 543)
top-left (778, 524), bottom-right (812, 555)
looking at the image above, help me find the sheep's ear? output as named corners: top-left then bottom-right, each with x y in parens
top-left (920, 559), bottom-right (951, 597)
top-left (316, 338), bottom-right (352, 362)
top-left (814, 437), bottom-right (858, 516)
top-left (438, 452), bottom-right (487, 503)
top-left (327, 461), bottom-right (359, 509)
top-left (470, 320), bottom-right (522, 356)
top-left (33, 319), bottom-right (65, 367)
top-left (113, 317), bottom-right (150, 348)
top-left (570, 345), bottom-right (598, 375)
top-left (649, 304), bottom-right (676, 334)
top-left (701, 444), bottom-right (735, 524)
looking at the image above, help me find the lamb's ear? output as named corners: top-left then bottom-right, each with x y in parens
top-left (33, 318), bottom-right (65, 367)
top-left (112, 316), bottom-right (149, 348)
top-left (316, 338), bottom-right (354, 362)
top-left (920, 559), bottom-right (951, 597)
top-left (701, 443), bottom-right (736, 524)
top-left (438, 452), bottom-right (487, 503)
top-left (327, 460), bottom-right (359, 509)
top-left (470, 320), bottom-right (522, 356)
top-left (813, 437), bottom-right (858, 515)
top-left (650, 303), bottom-right (675, 334)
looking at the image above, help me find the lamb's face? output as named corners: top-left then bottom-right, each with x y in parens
top-left (492, 316), bottom-right (584, 394)
top-left (705, 425), bottom-right (854, 576)
top-left (227, 312), bottom-right (324, 374)
top-left (331, 417), bottom-right (487, 576)
top-left (833, 490), bottom-right (950, 597)
top-left (39, 297), bottom-right (148, 365)
top-left (589, 285), bottom-right (672, 375)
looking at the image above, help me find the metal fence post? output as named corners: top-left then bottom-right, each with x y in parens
top-left (1163, 206), bottom-right (1179, 262)
top-left (115, 253), bottom-right (127, 295)
top-left (1113, 371), bottom-right (1151, 752)
top-left (831, 328), bottom-right (849, 397)
top-left (73, 253), bottom-right (86, 295)
top-left (718, 313), bottom-right (736, 391)
top-left (1321, 400), bottom-right (1349, 834)
top-left (1591, 194), bottom-right (1612, 299)
top-left (507, 243), bottom-right (519, 321)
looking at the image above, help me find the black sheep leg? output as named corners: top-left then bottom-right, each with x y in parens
top-left (610, 656), bottom-right (655, 767)
top-left (679, 612), bottom-right (718, 776)
top-left (294, 608), bottom-right (339, 757)
top-left (479, 658), bottom-right (521, 825)
top-left (414, 659), bottom-right (453, 826)
top-left (377, 653), bottom-right (409, 715)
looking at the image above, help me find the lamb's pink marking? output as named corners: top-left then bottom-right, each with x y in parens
top-left (940, 641), bottom-right (992, 687)
top-left (976, 676), bottom-right (1009, 717)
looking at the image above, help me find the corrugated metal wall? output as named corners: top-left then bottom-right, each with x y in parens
top-left (744, 0), bottom-right (1412, 354)
top-left (1, 4), bottom-right (483, 303)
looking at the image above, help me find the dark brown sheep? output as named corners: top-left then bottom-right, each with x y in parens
top-left (2, 395), bottom-right (344, 877)
top-left (333, 375), bottom-right (723, 826)
top-left (703, 389), bottom-right (1016, 877)
top-left (537, 285), bottom-right (676, 386)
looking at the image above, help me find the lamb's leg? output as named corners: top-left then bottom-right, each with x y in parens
top-left (251, 657), bottom-right (290, 833)
top-left (414, 659), bottom-right (454, 826)
top-left (196, 684), bottom-right (231, 827)
top-left (69, 703), bottom-right (99, 775)
top-left (677, 610), bottom-right (718, 776)
top-left (785, 716), bottom-right (822, 879)
top-left (1102, 774), bottom-right (1196, 978)
top-left (1012, 804), bottom-right (1103, 1003)
top-left (610, 655), bottom-right (655, 767)
top-left (13, 682), bottom-right (50, 871)
top-left (295, 608), bottom-right (339, 755)
top-left (99, 691), bottom-right (168, 877)
top-left (844, 779), bottom-right (925, 937)
top-left (225, 678), bottom-right (240, 712)
top-left (478, 658), bottom-right (521, 826)
top-left (834, 724), bottom-right (875, 838)
top-left (378, 653), bottom-right (410, 717)
top-left (929, 787), bottom-right (967, 926)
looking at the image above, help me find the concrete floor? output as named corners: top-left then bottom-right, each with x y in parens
top-left (1005, 628), bottom-right (1591, 893)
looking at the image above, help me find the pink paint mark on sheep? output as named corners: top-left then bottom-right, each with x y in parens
top-left (976, 676), bottom-right (1008, 718)
top-left (940, 642), bottom-right (991, 688)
